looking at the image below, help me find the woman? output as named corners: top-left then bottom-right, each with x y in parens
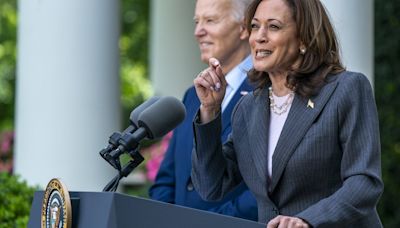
top-left (192, 0), bottom-right (383, 227)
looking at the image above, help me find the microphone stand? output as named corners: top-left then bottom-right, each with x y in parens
top-left (102, 149), bottom-right (144, 192)
top-left (99, 132), bottom-right (122, 170)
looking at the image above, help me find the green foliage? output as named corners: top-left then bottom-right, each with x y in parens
top-left (375, 0), bottom-right (400, 227)
top-left (120, 0), bottom-right (153, 127)
top-left (120, 0), bottom-right (149, 69)
top-left (124, 182), bottom-right (152, 199)
top-left (0, 0), bottom-right (153, 130)
top-left (0, 0), bottom-right (153, 216)
top-left (0, 173), bottom-right (37, 228)
top-left (0, 0), bottom-right (16, 130)
top-left (120, 62), bottom-right (153, 126)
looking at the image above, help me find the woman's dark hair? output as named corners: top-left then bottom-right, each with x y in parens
top-left (245, 0), bottom-right (345, 97)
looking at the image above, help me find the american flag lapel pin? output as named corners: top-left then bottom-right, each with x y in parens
top-left (307, 99), bottom-right (314, 109)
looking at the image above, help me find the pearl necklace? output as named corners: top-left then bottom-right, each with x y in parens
top-left (268, 87), bottom-right (294, 115)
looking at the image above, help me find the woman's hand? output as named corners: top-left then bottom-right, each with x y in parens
top-left (267, 215), bottom-right (310, 228)
top-left (193, 57), bottom-right (227, 123)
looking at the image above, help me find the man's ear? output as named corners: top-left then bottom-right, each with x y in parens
top-left (239, 21), bottom-right (249, 40)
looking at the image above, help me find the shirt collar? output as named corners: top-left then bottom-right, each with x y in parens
top-left (225, 55), bottom-right (252, 91)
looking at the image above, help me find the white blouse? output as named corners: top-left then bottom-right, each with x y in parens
top-left (268, 92), bottom-right (293, 178)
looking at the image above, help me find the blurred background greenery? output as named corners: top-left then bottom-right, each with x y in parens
top-left (0, 0), bottom-right (399, 227)
top-left (375, 1), bottom-right (400, 227)
top-left (0, 0), bottom-right (153, 226)
top-left (0, 1), bottom-right (16, 132)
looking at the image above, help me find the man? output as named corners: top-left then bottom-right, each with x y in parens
top-left (149, 0), bottom-right (257, 220)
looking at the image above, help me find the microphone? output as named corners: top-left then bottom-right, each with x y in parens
top-left (138, 96), bottom-right (186, 139)
top-left (99, 96), bottom-right (160, 168)
top-left (101, 96), bottom-right (185, 192)
top-left (127, 96), bottom-right (160, 133)
top-left (109, 96), bottom-right (186, 157)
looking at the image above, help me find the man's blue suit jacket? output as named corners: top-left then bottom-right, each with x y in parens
top-left (149, 80), bottom-right (258, 221)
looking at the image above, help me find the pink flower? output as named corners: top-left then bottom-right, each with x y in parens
top-left (1, 139), bottom-right (11, 154)
top-left (0, 131), bottom-right (14, 173)
top-left (141, 131), bottom-right (173, 182)
top-left (0, 131), bottom-right (14, 155)
top-left (0, 158), bottom-right (13, 173)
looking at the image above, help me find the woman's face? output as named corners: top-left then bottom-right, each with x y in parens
top-left (249, 0), bottom-right (302, 74)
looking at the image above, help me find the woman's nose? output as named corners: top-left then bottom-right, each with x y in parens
top-left (255, 28), bottom-right (267, 43)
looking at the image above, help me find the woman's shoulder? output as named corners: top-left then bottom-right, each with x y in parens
top-left (327, 70), bottom-right (375, 106)
top-left (331, 70), bottom-right (370, 85)
top-left (327, 70), bottom-right (372, 93)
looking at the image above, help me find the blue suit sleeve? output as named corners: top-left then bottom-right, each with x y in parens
top-left (208, 188), bottom-right (258, 221)
top-left (148, 132), bottom-right (177, 203)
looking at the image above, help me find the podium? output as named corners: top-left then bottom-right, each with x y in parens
top-left (29, 191), bottom-right (264, 228)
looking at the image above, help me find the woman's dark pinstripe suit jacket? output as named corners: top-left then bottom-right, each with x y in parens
top-left (191, 71), bottom-right (383, 227)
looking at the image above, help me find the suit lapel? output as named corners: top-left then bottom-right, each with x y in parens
top-left (269, 80), bottom-right (339, 193)
top-left (183, 89), bottom-right (201, 178)
top-left (221, 79), bottom-right (253, 136)
top-left (247, 87), bottom-right (270, 188)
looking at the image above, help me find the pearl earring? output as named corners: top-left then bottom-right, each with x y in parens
top-left (300, 48), bottom-right (306, 55)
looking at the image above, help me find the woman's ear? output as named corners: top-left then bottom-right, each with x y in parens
top-left (299, 43), bottom-right (307, 55)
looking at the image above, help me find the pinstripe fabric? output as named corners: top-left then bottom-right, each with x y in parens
top-left (191, 71), bottom-right (383, 227)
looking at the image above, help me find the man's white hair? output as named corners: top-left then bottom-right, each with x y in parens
top-left (230, 0), bottom-right (253, 22)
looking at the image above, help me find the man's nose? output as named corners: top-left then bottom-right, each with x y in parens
top-left (194, 23), bottom-right (206, 37)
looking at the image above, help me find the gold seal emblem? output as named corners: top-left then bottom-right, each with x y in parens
top-left (41, 178), bottom-right (72, 228)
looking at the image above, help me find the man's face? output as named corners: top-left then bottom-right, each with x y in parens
top-left (194, 0), bottom-right (244, 65)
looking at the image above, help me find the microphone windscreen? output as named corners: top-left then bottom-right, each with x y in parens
top-left (138, 96), bottom-right (186, 139)
top-left (130, 96), bottom-right (160, 127)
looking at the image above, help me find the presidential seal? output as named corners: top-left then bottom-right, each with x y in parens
top-left (41, 178), bottom-right (72, 228)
